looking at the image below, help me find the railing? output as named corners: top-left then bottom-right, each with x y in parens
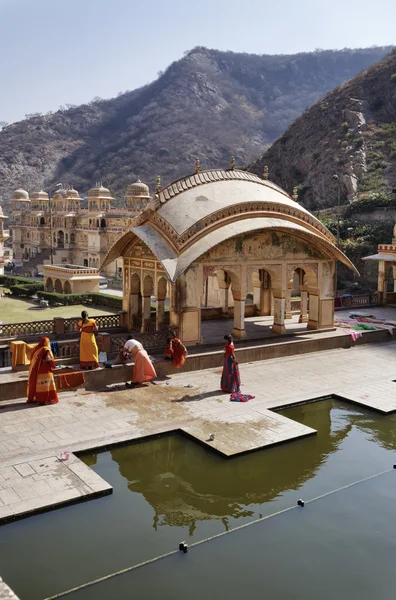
top-left (0, 319), bottom-right (54, 339)
top-left (336, 293), bottom-right (380, 308)
top-left (0, 314), bottom-right (124, 340)
top-left (63, 313), bottom-right (122, 334)
top-left (110, 328), bottom-right (177, 354)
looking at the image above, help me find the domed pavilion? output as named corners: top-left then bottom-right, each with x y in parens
top-left (101, 168), bottom-right (357, 344)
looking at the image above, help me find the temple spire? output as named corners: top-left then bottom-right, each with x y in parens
top-left (195, 157), bottom-right (200, 174)
top-left (292, 186), bottom-right (298, 202)
top-left (263, 165), bottom-right (269, 180)
top-left (230, 156), bottom-right (235, 170)
top-left (156, 174), bottom-right (161, 194)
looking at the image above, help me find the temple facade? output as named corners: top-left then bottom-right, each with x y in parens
top-left (8, 179), bottom-right (151, 277)
top-left (102, 168), bottom-right (357, 343)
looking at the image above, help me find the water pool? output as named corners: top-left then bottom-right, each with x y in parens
top-left (1, 399), bottom-right (396, 600)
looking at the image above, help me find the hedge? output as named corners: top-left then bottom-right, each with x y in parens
top-left (0, 275), bottom-right (44, 291)
top-left (10, 284), bottom-right (43, 298)
top-left (36, 291), bottom-right (122, 310)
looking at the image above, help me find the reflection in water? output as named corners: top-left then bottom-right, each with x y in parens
top-left (109, 400), bottom-right (358, 533)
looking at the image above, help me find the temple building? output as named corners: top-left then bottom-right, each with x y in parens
top-left (0, 204), bottom-right (9, 275)
top-left (102, 167), bottom-right (357, 343)
top-left (363, 224), bottom-right (396, 303)
top-left (8, 179), bottom-right (151, 277)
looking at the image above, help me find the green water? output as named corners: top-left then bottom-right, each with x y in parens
top-left (1, 399), bottom-right (396, 600)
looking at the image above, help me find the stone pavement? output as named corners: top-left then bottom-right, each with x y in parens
top-left (1, 341), bottom-right (396, 525)
top-left (0, 577), bottom-right (19, 600)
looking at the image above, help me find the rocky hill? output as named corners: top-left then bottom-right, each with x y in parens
top-left (0, 46), bottom-right (392, 206)
top-left (249, 49), bottom-right (396, 212)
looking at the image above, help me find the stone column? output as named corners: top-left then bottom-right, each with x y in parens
top-left (271, 291), bottom-right (286, 334)
top-left (156, 299), bottom-right (165, 330)
top-left (378, 260), bottom-right (385, 304)
top-left (285, 288), bottom-right (292, 319)
top-left (299, 286), bottom-right (309, 323)
top-left (172, 267), bottom-right (202, 345)
top-left (141, 295), bottom-right (151, 331)
top-left (232, 294), bottom-right (247, 339)
top-left (307, 262), bottom-right (334, 330)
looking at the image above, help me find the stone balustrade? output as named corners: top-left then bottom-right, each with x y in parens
top-left (0, 313), bottom-right (127, 341)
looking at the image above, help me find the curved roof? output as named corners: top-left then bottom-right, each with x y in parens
top-left (127, 178), bottom-right (150, 197)
top-left (12, 189), bottom-right (30, 201)
top-left (88, 185), bottom-right (113, 199)
top-left (102, 169), bottom-right (357, 281)
top-left (31, 190), bottom-right (49, 200)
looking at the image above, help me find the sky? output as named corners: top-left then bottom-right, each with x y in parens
top-left (0, 0), bottom-right (395, 124)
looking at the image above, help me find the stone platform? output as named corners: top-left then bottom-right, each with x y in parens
top-left (1, 340), bottom-right (396, 525)
top-left (0, 323), bottom-right (393, 402)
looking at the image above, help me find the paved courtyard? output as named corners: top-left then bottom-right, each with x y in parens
top-left (0, 340), bottom-right (396, 525)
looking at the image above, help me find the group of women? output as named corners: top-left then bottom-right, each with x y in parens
top-left (26, 310), bottom-right (240, 405)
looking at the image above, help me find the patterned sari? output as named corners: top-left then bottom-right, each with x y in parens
top-left (27, 337), bottom-right (59, 405)
top-left (221, 342), bottom-right (241, 393)
top-left (78, 318), bottom-right (99, 369)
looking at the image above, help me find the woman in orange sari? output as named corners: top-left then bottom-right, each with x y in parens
top-left (167, 331), bottom-right (187, 369)
top-left (77, 311), bottom-right (99, 369)
top-left (27, 337), bottom-right (59, 405)
top-left (124, 336), bottom-right (157, 387)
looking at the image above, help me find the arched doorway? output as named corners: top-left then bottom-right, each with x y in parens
top-left (64, 281), bottom-right (72, 294)
top-left (83, 259), bottom-right (88, 267)
top-left (40, 217), bottom-right (45, 226)
top-left (46, 277), bottom-right (54, 292)
top-left (57, 231), bottom-right (64, 249)
top-left (55, 279), bottom-right (63, 293)
top-left (100, 218), bottom-right (106, 229)
top-left (70, 233), bottom-right (76, 245)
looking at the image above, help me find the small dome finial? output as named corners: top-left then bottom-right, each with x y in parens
top-left (263, 165), bottom-right (269, 180)
top-left (156, 174), bottom-right (161, 194)
top-left (292, 186), bottom-right (298, 202)
top-left (195, 157), bottom-right (200, 174)
top-left (230, 156), bottom-right (235, 170)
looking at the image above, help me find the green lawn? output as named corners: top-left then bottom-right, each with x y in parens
top-left (0, 292), bottom-right (116, 324)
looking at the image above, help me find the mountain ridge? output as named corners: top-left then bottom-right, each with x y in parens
top-left (248, 49), bottom-right (396, 210)
top-left (0, 45), bottom-right (393, 206)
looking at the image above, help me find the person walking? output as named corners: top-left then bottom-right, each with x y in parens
top-left (77, 311), bottom-right (99, 369)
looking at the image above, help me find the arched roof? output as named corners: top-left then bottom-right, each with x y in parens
top-left (102, 169), bottom-right (358, 281)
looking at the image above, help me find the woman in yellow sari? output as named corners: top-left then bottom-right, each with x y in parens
top-left (27, 337), bottom-right (59, 405)
top-left (77, 311), bottom-right (99, 369)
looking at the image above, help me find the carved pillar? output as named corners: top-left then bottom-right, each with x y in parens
top-left (232, 266), bottom-right (247, 339)
top-left (259, 270), bottom-right (272, 316)
top-left (271, 291), bottom-right (286, 334)
top-left (378, 260), bottom-right (385, 304)
top-left (173, 267), bottom-right (202, 345)
top-left (217, 270), bottom-right (231, 314)
top-left (307, 262), bottom-right (334, 330)
top-left (299, 285), bottom-right (309, 323)
top-left (285, 287), bottom-right (292, 319)
top-left (232, 294), bottom-right (247, 339)
top-left (156, 277), bottom-right (168, 330)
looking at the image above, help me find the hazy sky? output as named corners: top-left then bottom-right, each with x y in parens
top-left (0, 0), bottom-right (395, 123)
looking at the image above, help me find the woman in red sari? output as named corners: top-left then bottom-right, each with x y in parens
top-left (221, 334), bottom-right (241, 393)
top-left (27, 337), bottom-right (59, 405)
top-left (167, 331), bottom-right (187, 368)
